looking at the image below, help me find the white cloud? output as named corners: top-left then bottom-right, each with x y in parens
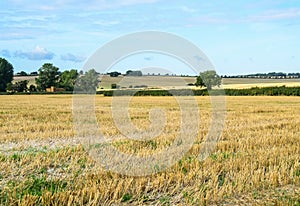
top-left (180, 6), bottom-right (197, 13)
top-left (8, 0), bottom-right (161, 11)
top-left (250, 8), bottom-right (300, 21)
top-left (14, 46), bottom-right (55, 60)
top-left (117, 0), bottom-right (159, 6)
top-left (61, 53), bottom-right (85, 62)
top-left (93, 20), bottom-right (120, 26)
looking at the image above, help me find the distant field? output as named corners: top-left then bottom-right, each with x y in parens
top-left (97, 75), bottom-right (196, 89)
top-left (98, 76), bottom-right (300, 89)
top-left (12, 75), bottom-right (300, 90)
top-left (13, 76), bottom-right (36, 86)
top-left (222, 78), bottom-right (300, 89)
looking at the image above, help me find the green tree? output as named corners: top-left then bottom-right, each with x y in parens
top-left (126, 70), bottom-right (142, 76)
top-left (7, 80), bottom-right (28, 93)
top-left (29, 84), bottom-right (37, 92)
top-left (59, 69), bottom-right (78, 91)
top-left (108, 71), bottom-right (121, 77)
top-left (195, 70), bottom-right (221, 90)
top-left (16, 71), bottom-right (28, 76)
top-left (75, 69), bottom-right (99, 93)
top-left (35, 63), bottom-right (60, 91)
top-left (0, 57), bottom-right (14, 92)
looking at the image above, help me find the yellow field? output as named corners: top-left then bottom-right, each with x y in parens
top-left (12, 75), bottom-right (300, 90)
top-left (0, 95), bottom-right (299, 205)
top-left (98, 76), bottom-right (300, 89)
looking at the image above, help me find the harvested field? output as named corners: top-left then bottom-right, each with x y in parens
top-left (0, 95), bottom-right (299, 205)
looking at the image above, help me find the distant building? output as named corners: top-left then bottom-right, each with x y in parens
top-left (46, 86), bottom-right (65, 92)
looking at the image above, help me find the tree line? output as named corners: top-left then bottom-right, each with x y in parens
top-left (1, 56), bottom-right (223, 93)
top-left (222, 72), bottom-right (300, 79)
top-left (100, 86), bottom-right (300, 96)
top-left (0, 57), bottom-right (99, 93)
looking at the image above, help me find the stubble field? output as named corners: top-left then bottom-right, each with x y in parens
top-left (0, 95), bottom-right (299, 205)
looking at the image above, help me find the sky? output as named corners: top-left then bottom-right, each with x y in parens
top-left (0, 0), bottom-right (300, 75)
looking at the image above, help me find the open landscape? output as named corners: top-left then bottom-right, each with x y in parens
top-left (1, 0), bottom-right (300, 205)
top-left (97, 76), bottom-right (300, 90)
top-left (0, 95), bottom-right (299, 205)
top-left (12, 75), bottom-right (300, 90)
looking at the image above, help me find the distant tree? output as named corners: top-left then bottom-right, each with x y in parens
top-left (16, 71), bottom-right (28, 76)
top-left (35, 63), bottom-right (60, 91)
top-left (108, 71), bottom-right (121, 77)
top-left (5, 83), bottom-right (13, 92)
top-left (29, 84), bottom-right (37, 92)
top-left (75, 69), bottom-right (99, 93)
top-left (126, 70), bottom-right (133, 75)
top-left (0, 57), bottom-right (14, 92)
top-left (195, 70), bottom-right (221, 90)
top-left (126, 70), bottom-right (142, 76)
top-left (59, 69), bottom-right (78, 91)
top-left (30, 71), bottom-right (38, 76)
top-left (16, 80), bottom-right (28, 92)
top-left (6, 80), bottom-right (28, 92)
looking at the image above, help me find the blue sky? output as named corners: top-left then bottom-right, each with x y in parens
top-left (0, 0), bottom-right (300, 75)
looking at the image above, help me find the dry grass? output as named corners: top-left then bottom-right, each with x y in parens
top-left (12, 76), bottom-right (36, 86)
top-left (99, 76), bottom-right (300, 89)
top-left (222, 81), bottom-right (300, 89)
top-left (0, 95), bottom-right (299, 205)
top-left (12, 75), bottom-right (300, 89)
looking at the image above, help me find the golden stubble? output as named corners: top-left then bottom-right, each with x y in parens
top-left (0, 95), bottom-right (299, 205)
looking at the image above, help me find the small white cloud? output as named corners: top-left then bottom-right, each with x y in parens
top-left (61, 53), bottom-right (85, 62)
top-left (180, 6), bottom-right (197, 13)
top-left (93, 20), bottom-right (120, 26)
top-left (39, 5), bottom-right (56, 11)
top-left (14, 46), bottom-right (55, 60)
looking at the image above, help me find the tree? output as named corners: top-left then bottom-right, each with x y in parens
top-left (75, 69), bottom-right (99, 93)
top-left (35, 63), bottom-right (60, 91)
top-left (126, 70), bottom-right (133, 75)
top-left (6, 80), bottom-right (28, 93)
top-left (108, 71), bottom-right (121, 77)
top-left (0, 57), bottom-right (14, 92)
top-left (195, 70), bottom-right (221, 90)
top-left (125, 70), bottom-right (142, 76)
top-left (29, 84), bottom-right (37, 92)
top-left (16, 71), bottom-right (28, 76)
top-left (30, 71), bottom-right (38, 76)
top-left (59, 69), bottom-right (78, 91)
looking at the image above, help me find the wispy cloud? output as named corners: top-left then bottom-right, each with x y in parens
top-left (187, 7), bottom-right (300, 26)
top-left (7, 0), bottom-right (161, 11)
top-left (93, 20), bottom-right (120, 26)
top-left (100, 0), bottom-right (161, 9)
top-left (188, 15), bottom-right (229, 25)
top-left (0, 30), bottom-right (35, 40)
top-left (0, 49), bottom-right (11, 58)
top-left (180, 6), bottom-right (197, 13)
top-left (61, 53), bottom-right (85, 62)
top-left (14, 46), bottom-right (55, 60)
top-left (251, 8), bottom-right (300, 21)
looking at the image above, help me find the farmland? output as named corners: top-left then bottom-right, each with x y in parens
top-left (96, 76), bottom-right (300, 90)
top-left (12, 75), bottom-right (300, 90)
top-left (0, 95), bottom-right (299, 205)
